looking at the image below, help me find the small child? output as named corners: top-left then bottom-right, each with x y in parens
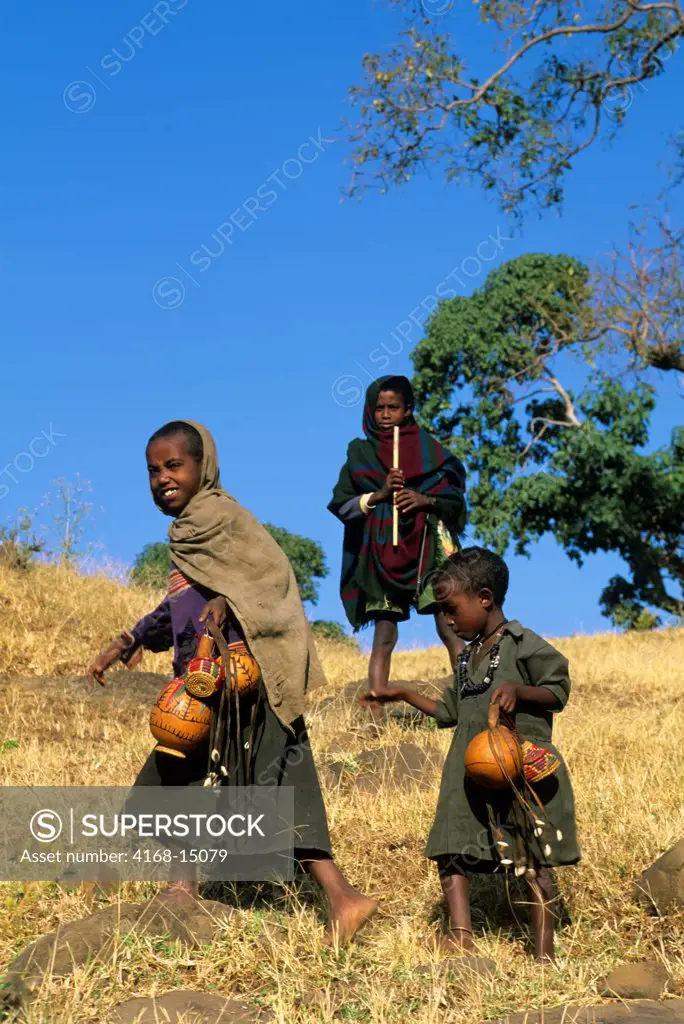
top-left (88, 419), bottom-right (377, 941)
top-left (361, 547), bottom-right (580, 961)
top-left (328, 375), bottom-right (466, 697)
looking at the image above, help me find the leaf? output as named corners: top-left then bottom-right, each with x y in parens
top-left (411, 253), bottom-right (683, 620)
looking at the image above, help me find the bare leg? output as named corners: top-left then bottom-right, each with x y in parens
top-left (434, 609), bottom-right (464, 667)
top-left (301, 854), bottom-right (378, 942)
top-left (528, 868), bottom-right (555, 962)
top-left (368, 617), bottom-right (398, 691)
top-left (158, 879), bottom-right (200, 902)
top-left (366, 618), bottom-right (398, 723)
top-left (438, 861), bottom-right (474, 953)
top-left (157, 861), bottom-right (200, 903)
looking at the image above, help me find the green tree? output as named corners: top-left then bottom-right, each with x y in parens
top-left (346, 4), bottom-right (684, 377)
top-left (311, 619), bottom-right (358, 648)
top-left (131, 541), bottom-right (171, 589)
top-left (262, 523), bottom-right (329, 605)
top-left (411, 252), bottom-right (684, 625)
top-left (345, 1), bottom-right (682, 215)
top-left (0, 508), bottom-right (45, 571)
top-left (131, 524), bottom-right (330, 606)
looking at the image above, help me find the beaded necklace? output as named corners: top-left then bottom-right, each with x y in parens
top-left (457, 621), bottom-right (508, 698)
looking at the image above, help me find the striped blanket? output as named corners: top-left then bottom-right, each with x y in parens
top-left (328, 378), bottom-right (466, 629)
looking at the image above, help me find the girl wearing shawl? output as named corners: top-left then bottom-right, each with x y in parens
top-left (328, 376), bottom-right (467, 695)
top-left (88, 420), bottom-right (377, 940)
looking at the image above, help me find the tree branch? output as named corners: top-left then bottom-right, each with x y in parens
top-left (346, 1), bottom-right (684, 211)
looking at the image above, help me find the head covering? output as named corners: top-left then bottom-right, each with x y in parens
top-left (167, 421), bottom-right (326, 727)
top-left (328, 378), bottom-right (466, 629)
top-left (361, 375), bottom-right (414, 441)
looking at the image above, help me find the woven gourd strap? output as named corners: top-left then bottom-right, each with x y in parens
top-left (205, 618), bottom-right (245, 782)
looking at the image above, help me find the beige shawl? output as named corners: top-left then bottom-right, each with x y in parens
top-left (167, 421), bottom-right (327, 728)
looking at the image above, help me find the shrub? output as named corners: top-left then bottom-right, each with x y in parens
top-left (311, 619), bottom-right (358, 648)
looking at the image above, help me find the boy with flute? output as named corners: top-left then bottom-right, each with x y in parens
top-left (328, 375), bottom-right (467, 698)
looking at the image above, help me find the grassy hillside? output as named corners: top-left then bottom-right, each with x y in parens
top-left (0, 563), bottom-right (682, 1022)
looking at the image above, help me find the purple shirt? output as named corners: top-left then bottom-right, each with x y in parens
top-left (131, 564), bottom-right (242, 678)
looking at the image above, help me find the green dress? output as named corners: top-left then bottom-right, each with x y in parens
top-left (425, 620), bottom-right (580, 870)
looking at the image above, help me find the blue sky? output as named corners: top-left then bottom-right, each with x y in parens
top-left (3, 0), bottom-right (682, 649)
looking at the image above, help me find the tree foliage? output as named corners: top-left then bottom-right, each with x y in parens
top-left (311, 619), bottom-right (358, 647)
top-left (346, 0), bottom-right (682, 214)
top-left (412, 252), bottom-right (683, 625)
top-left (0, 510), bottom-right (45, 572)
top-left (131, 541), bottom-right (171, 589)
top-left (132, 525), bottom-right (330, 607)
top-left (262, 523), bottom-right (329, 605)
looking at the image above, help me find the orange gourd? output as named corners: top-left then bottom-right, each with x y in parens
top-left (150, 677), bottom-right (213, 759)
top-left (464, 703), bottom-right (523, 790)
top-left (224, 640), bottom-right (260, 697)
top-left (150, 632), bottom-right (261, 759)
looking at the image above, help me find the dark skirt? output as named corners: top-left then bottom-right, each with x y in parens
top-left (133, 694), bottom-right (332, 860)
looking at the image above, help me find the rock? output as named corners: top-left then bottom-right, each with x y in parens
top-left (2, 897), bottom-right (236, 1006)
top-left (135, 895), bottom-right (236, 947)
top-left (358, 741), bottom-right (441, 791)
top-left (3, 902), bottom-right (142, 1004)
top-left (325, 741), bottom-right (440, 793)
top-left (486, 1001), bottom-right (684, 1024)
top-left (599, 962), bottom-right (672, 1000)
top-left (109, 990), bottom-right (271, 1023)
top-left (635, 839), bottom-right (684, 915)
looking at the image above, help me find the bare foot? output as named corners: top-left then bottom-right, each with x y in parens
top-left (156, 880), bottom-right (200, 904)
top-left (80, 879), bottom-right (119, 906)
top-left (326, 894), bottom-right (379, 944)
top-left (535, 951), bottom-right (555, 965)
top-left (434, 930), bottom-right (475, 957)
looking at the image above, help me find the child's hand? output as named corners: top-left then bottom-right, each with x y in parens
top-left (359, 686), bottom-right (401, 707)
top-left (490, 684), bottom-right (520, 713)
top-left (376, 469), bottom-right (405, 502)
top-left (87, 636), bottom-right (131, 687)
top-left (198, 596), bottom-right (228, 630)
top-left (395, 490), bottom-right (433, 513)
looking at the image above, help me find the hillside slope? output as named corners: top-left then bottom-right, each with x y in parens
top-left (0, 563), bottom-right (682, 1023)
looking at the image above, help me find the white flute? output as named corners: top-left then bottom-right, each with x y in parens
top-left (392, 425), bottom-right (399, 548)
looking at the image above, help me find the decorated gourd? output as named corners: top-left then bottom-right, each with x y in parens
top-left (150, 631), bottom-right (261, 759)
top-left (224, 639), bottom-right (260, 697)
top-left (150, 677), bottom-right (213, 759)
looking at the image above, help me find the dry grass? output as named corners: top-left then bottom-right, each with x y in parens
top-left (0, 563), bottom-right (683, 1023)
